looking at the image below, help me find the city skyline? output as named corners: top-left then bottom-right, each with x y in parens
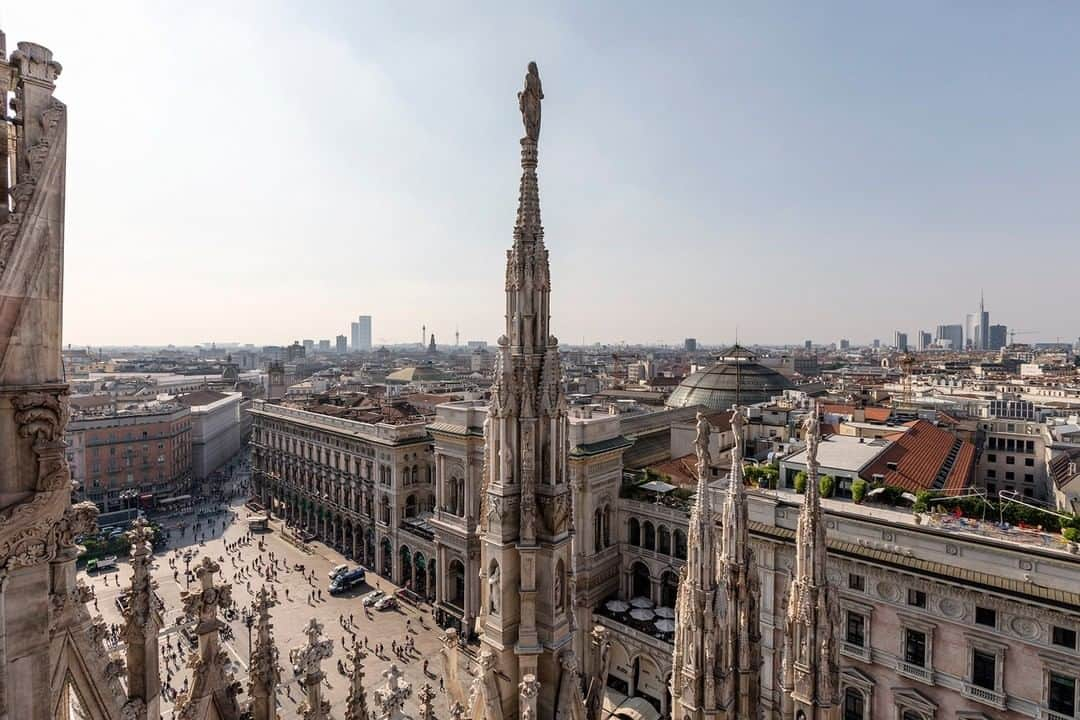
top-left (7, 2), bottom-right (1079, 346)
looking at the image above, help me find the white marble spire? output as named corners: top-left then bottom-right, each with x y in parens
top-left (781, 406), bottom-right (841, 719)
top-left (671, 408), bottom-right (761, 719)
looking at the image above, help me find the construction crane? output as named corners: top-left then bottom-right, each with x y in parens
top-left (1009, 329), bottom-right (1037, 345)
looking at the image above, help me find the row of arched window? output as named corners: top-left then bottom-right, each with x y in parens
top-left (627, 518), bottom-right (687, 559)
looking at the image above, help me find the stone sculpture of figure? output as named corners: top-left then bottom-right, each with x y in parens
top-left (553, 568), bottom-right (563, 611)
top-left (488, 564), bottom-right (501, 614)
top-left (519, 61), bottom-right (543, 141)
top-left (803, 408), bottom-right (820, 466)
top-left (693, 411), bottom-right (712, 468)
top-left (731, 406), bottom-right (746, 457)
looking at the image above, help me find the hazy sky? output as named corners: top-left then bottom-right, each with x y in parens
top-left (6, 2), bottom-right (1080, 347)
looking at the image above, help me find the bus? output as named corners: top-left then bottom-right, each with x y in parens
top-left (329, 567), bottom-right (366, 595)
top-left (246, 515), bottom-right (269, 532)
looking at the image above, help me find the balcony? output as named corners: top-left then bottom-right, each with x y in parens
top-left (962, 682), bottom-right (1006, 710)
top-left (896, 660), bottom-right (933, 685)
top-left (841, 641), bottom-right (872, 663)
top-left (1042, 711), bottom-right (1075, 720)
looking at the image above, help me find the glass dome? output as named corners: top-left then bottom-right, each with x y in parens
top-left (665, 346), bottom-right (793, 411)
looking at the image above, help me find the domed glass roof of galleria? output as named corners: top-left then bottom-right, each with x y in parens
top-left (665, 346), bottom-right (794, 411)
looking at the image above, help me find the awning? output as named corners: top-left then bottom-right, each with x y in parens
top-left (639, 480), bottom-right (676, 494)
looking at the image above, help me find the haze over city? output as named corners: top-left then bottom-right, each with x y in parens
top-left (8, 1), bottom-right (1080, 347)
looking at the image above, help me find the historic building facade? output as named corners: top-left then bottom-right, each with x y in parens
top-left (249, 400), bottom-right (438, 596)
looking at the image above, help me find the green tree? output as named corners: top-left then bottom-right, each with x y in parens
top-left (851, 478), bottom-right (867, 504)
top-left (794, 471), bottom-right (807, 494)
top-left (818, 474), bottom-right (834, 498)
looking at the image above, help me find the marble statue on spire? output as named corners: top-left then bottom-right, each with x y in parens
top-left (781, 405), bottom-right (841, 719)
top-left (519, 61), bottom-right (543, 141)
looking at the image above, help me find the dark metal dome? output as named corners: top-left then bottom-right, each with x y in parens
top-left (665, 346), bottom-right (793, 410)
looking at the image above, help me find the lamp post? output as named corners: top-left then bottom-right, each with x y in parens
top-left (244, 609), bottom-right (255, 660)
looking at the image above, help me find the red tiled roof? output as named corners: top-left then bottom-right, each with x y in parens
top-left (864, 407), bottom-right (892, 423)
top-left (821, 403), bottom-right (856, 416)
top-left (649, 454), bottom-right (698, 487)
top-left (704, 410), bottom-right (735, 433)
top-left (859, 419), bottom-right (974, 495)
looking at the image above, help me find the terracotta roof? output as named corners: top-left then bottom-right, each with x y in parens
top-left (859, 419), bottom-right (973, 494)
top-left (649, 454), bottom-right (698, 487)
top-left (863, 407), bottom-right (892, 423)
top-left (703, 409), bottom-right (735, 433)
top-left (821, 403), bottom-right (857, 416)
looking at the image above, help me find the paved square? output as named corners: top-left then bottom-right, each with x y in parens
top-left (79, 496), bottom-right (458, 719)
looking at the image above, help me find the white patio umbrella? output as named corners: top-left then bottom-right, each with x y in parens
top-left (629, 608), bottom-right (655, 621)
top-left (654, 607), bottom-right (675, 619)
top-left (654, 619), bottom-right (676, 633)
top-left (605, 599), bottom-right (630, 613)
top-left (630, 596), bottom-right (654, 609)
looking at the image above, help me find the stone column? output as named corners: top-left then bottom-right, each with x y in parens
top-left (247, 587), bottom-right (280, 720)
top-left (124, 519), bottom-right (163, 720)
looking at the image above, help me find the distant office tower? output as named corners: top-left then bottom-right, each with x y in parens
top-left (318, 339), bottom-right (331, 352)
top-left (989, 324), bottom-right (1007, 351)
top-left (302, 339), bottom-right (314, 355)
top-left (872, 339), bottom-right (880, 350)
top-left (838, 339), bottom-right (850, 350)
top-left (979, 292), bottom-right (990, 350)
top-left (803, 340), bottom-right (812, 351)
top-left (352, 315), bottom-right (372, 352)
top-left (936, 324), bottom-right (963, 351)
top-left (335, 335), bottom-right (347, 354)
top-left (684, 338), bottom-right (698, 352)
top-left (965, 314), bottom-right (976, 349)
top-left (894, 331), bottom-right (908, 352)
top-left (918, 331), bottom-right (932, 351)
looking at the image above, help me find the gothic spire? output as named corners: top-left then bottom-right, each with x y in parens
top-left (247, 586), bottom-right (281, 720)
top-left (290, 619), bottom-right (334, 720)
top-left (781, 405), bottom-right (841, 719)
top-left (174, 557), bottom-right (243, 720)
top-left (124, 518), bottom-right (163, 720)
top-left (345, 642), bottom-right (371, 720)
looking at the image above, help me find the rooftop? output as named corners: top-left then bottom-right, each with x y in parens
top-left (859, 419), bottom-right (974, 494)
top-left (783, 434), bottom-right (889, 473)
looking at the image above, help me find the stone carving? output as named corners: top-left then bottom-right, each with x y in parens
top-left (373, 664), bottom-right (411, 720)
top-left (876, 581), bottom-right (901, 603)
top-left (344, 642), bottom-right (370, 720)
top-left (13, 391), bottom-right (68, 442)
top-left (693, 411), bottom-right (711, 470)
top-left (520, 673), bottom-right (540, 720)
top-left (489, 563), bottom-right (501, 614)
top-left (518, 61), bottom-right (543, 142)
top-left (418, 683), bottom-right (436, 720)
top-left (937, 597), bottom-right (964, 619)
top-left (291, 619), bottom-right (334, 720)
top-left (1011, 615), bottom-right (1040, 639)
top-left (248, 586), bottom-right (280, 720)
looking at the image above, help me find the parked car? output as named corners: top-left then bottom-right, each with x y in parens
top-left (373, 595), bottom-right (397, 611)
top-left (361, 590), bottom-right (385, 607)
top-left (329, 567), bottom-right (366, 596)
top-left (328, 564), bottom-right (349, 582)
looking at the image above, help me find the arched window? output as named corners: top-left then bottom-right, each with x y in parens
top-left (843, 688), bottom-right (865, 720)
top-left (594, 508), bottom-right (604, 552)
top-left (673, 529), bottom-right (687, 560)
top-left (449, 559), bottom-right (466, 607)
top-left (628, 518), bottom-right (640, 546)
top-left (643, 521), bottom-right (656, 551)
top-left (658, 525), bottom-right (671, 555)
top-left (412, 464), bottom-right (420, 484)
top-left (660, 570), bottom-right (679, 608)
top-left (405, 494), bottom-right (418, 518)
top-left (603, 505), bottom-right (611, 547)
top-left (630, 562), bottom-right (651, 599)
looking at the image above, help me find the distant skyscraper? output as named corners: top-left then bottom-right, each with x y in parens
top-left (302, 339), bottom-right (314, 355)
top-left (918, 331), bottom-right (932, 351)
top-left (684, 338), bottom-right (698, 352)
top-left (803, 339), bottom-right (812, 351)
top-left (989, 324), bottom-right (1007, 351)
top-left (838, 339), bottom-right (850, 350)
top-left (318, 339), bottom-right (330, 352)
top-left (335, 335), bottom-right (347, 354)
top-left (872, 338), bottom-right (880, 350)
top-left (353, 315), bottom-right (372, 352)
top-left (965, 313), bottom-right (976, 349)
top-left (937, 324), bottom-right (963, 350)
top-left (894, 331), bottom-right (908, 352)
top-left (979, 291), bottom-right (990, 350)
